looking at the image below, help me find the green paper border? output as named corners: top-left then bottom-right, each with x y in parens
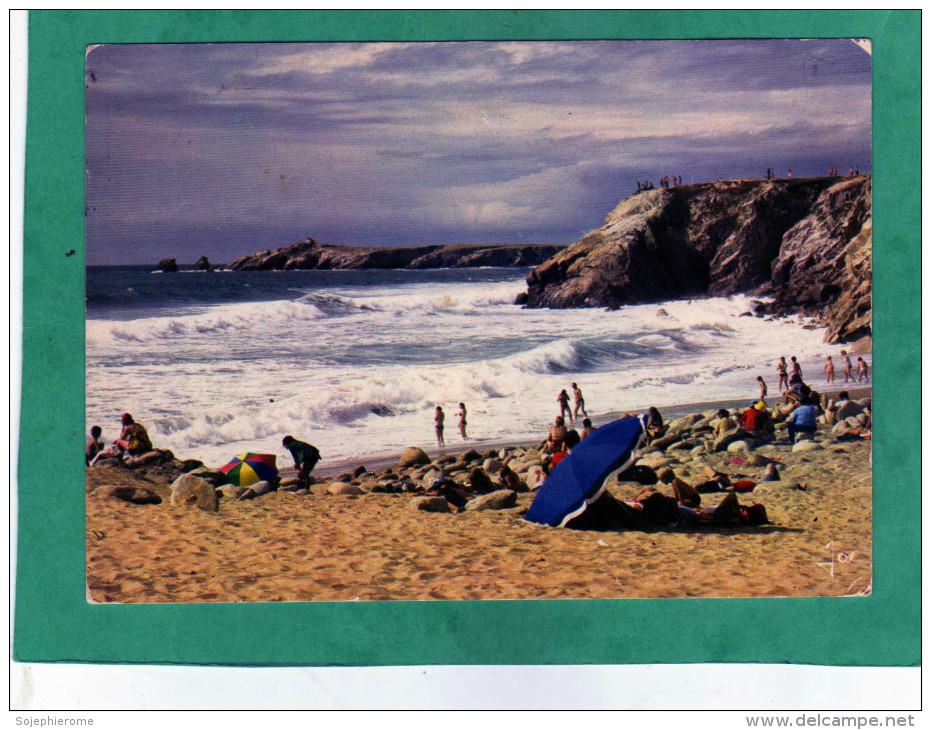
top-left (15, 10), bottom-right (919, 667)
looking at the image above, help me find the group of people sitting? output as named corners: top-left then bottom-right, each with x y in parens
top-left (86, 413), bottom-right (153, 465)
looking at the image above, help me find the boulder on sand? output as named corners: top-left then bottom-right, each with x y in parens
top-left (327, 482), bottom-right (365, 496)
top-left (410, 496), bottom-right (451, 512)
top-left (169, 474), bottom-right (219, 512)
top-left (400, 446), bottom-right (431, 468)
top-left (465, 490), bottom-right (517, 511)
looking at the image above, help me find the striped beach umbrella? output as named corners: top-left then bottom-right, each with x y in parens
top-left (220, 453), bottom-right (278, 487)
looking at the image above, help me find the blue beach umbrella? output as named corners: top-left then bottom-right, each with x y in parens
top-left (525, 415), bottom-right (647, 528)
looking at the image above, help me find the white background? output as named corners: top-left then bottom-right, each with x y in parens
top-left (6, 8), bottom-right (924, 717)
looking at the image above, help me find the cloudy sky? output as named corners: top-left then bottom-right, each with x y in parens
top-left (85, 39), bottom-right (871, 265)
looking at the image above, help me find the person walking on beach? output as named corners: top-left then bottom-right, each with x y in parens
top-left (456, 403), bottom-right (468, 440)
top-left (841, 350), bottom-right (853, 382)
top-left (434, 406), bottom-right (445, 447)
top-left (790, 356), bottom-right (803, 381)
top-left (557, 389), bottom-right (572, 422)
top-left (857, 357), bottom-right (869, 383)
top-left (756, 375), bottom-right (768, 404)
top-left (824, 355), bottom-right (835, 383)
top-left (776, 356), bottom-right (789, 392)
top-left (571, 382), bottom-right (588, 419)
top-left (282, 435), bottom-right (321, 489)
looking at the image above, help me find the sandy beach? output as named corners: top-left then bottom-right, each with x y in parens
top-left (86, 390), bottom-right (872, 604)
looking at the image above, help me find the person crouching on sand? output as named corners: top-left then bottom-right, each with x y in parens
top-left (434, 405), bottom-right (445, 447)
top-left (645, 407), bottom-right (666, 442)
top-left (456, 402), bottom-right (468, 439)
top-left (282, 435), bottom-right (320, 489)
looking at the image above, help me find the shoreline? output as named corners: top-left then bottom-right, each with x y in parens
top-left (308, 384), bottom-right (872, 478)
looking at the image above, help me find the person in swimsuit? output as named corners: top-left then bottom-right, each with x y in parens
top-left (543, 416), bottom-right (568, 454)
top-left (114, 413), bottom-right (152, 456)
top-left (841, 350), bottom-right (853, 382)
top-left (857, 357), bottom-right (869, 383)
top-left (580, 418), bottom-right (595, 440)
top-left (776, 357), bottom-right (789, 392)
top-left (557, 389), bottom-right (572, 422)
top-left (456, 402), bottom-right (468, 439)
top-left (756, 375), bottom-right (768, 403)
top-left (790, 356), bottom-right (803, 381)
top-left (824, 356), bottom-right (835, 383)
top-left (434, 406), bottom-right (445, 447)
top-left (571, 382), bottom-right (587, 419)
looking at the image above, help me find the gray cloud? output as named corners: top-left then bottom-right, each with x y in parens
top-left (85, 39), bottom-right (871, 264)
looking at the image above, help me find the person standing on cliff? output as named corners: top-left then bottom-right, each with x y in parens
top-left (824, 355), bottom-right (836, 383)
top-left (434, 406), bottom-right (445, 447)
top-left (571, 382), bottom-right (588, 419)
top-left (776, 357), bottom-right (789, 392)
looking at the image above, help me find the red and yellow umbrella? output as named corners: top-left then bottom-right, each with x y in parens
top-left (220, 453), bottom-right (278, 487)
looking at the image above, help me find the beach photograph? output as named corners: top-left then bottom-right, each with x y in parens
top-left (84, 38), bottom-right (873, 604)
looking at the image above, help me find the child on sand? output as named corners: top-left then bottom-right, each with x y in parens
top-left (557, 389), bottom-right (572, 422)
top-left (776, 357), bottom-right (789, 392)
top-left (824, 355), bottom-right (835, 383)
top-left (571, 382), bottom-right (588, 419)
top-left (756, 375), bottom-right (768, 403)
top-left (456, 403), bottom-right (468, 439)
top-left (841, 350), bottom-right (853, 382)
top-left (86, 425), bottom-right (104, 465)
top-left (434, 406), bottom-right (445, 447)
top-left (857, 357), bottom-right (869, 382)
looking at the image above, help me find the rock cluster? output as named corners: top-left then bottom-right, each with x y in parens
top-left (226, 239), bottom-right (566, 271)
top-left (521, 176), bottom-right (871, 346)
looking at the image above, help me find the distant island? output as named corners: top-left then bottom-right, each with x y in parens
top-left (225, 241), bottom-right (567, 271)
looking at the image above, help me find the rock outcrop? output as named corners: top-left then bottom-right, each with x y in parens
top-left (521, 176), bottom-right (871, 345)
top-left (156, 258), bottom-right (179, 273)
top-left (227, 239), bottom-right (565, 271)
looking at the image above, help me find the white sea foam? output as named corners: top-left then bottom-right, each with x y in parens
top-left (86, 276), bottom-right (870, 469)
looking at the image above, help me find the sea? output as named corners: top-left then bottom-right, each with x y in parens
top-left (85, 265), bottom-right (869, 470)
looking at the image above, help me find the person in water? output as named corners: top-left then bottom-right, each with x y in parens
top-left (434, 405), bottom-right (445, 447)
top-left (557, 389), bottom-right (572, 422)
top-left (571, 382), bottom-right (588, 419)
top-left (282, 435), bottom-right (321, 489)
top-left (456, 402), bottom-right (468, 439)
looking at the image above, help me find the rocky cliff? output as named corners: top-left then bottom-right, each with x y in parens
top-left (521, 176), bottom-right (871, 345)
top-left (227, 240), bottom-right (566, 271)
